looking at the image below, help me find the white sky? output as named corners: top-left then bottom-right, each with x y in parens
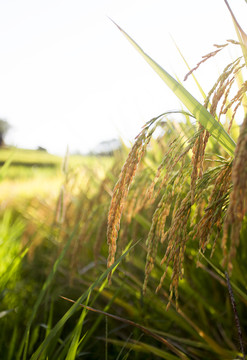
top-left (0, 0), bottom-right (246, 155)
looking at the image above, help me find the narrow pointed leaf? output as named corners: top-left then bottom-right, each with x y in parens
top-left (224, 0), bottom-right (247, 66)
top-left (171, 36), bottom-right (206, 99)
top-left (111, 20), bottom-right (236, 156)
top-left (30, 240), bottom-right (139, 360)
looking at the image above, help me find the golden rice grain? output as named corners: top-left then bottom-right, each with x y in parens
top-left (107, 133), bottom-right (151, 281)
top-left (222, 114), bottom-right (247, 272)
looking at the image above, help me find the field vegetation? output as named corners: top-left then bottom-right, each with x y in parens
top-left (1, 1), bottom-right (247, 359)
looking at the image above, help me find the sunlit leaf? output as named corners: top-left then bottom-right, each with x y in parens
top-left (110, 19), bottom-right (236, 156)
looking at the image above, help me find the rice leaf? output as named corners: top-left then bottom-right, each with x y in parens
top-left (224, 0), bottom-right (247, 66)
top-left (199, 252), bottom-right (247, 303)
top-left (78, 284), bottom-right (124, 353)
top-left (102, 338), bottom-right (181, 360)
top-left (8, 326), bottom-right (18, 360)
top-left (65, 291), bottom-right (91, 360)
top-left (171, 36), bottom-right (206, 99)
top-left (30, 241), bottom-right (138, 360)
top-left (110, 19), bottom-right (236, 156)
top-left (18, 225), bottom-right (79, 360)
top-left (62, 298), bottom-right (190, 359)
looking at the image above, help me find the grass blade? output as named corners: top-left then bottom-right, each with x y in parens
top-left (103, 338), bottom-right (181, 360)
top-left (65, 291), bottom-right (91, 360)
top-left (30, 241), bottom-right (139, 360)
top-left (171, 36), bottom-right (206, 99)
top-left (199, 252), bottom-right (247, 303)
top-left (18, 225), bottom-right (79, 360)
top-left (110, 19), bottom-right (236, 156)
top-left (61, 297), bottom-right (190, 360)
top-left (224, 0), bottom-right (247, 66)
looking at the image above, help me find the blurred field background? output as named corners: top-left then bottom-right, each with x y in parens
top-left (0, 147), bottom-right (113, 202)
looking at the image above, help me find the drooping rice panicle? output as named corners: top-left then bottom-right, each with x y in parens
top-left (222, 114), bottom-right (247, 272)
top-left (156, 192), bottom-right (191, 309)
top-left (142, 127), bottom-right (195, 296)
top-left (153, 130), bottom-right (198, 203)
top-left (210, 79), bottom-right (231, 118)
top-left (194, 163), bottom-right (232, 252)
top-left (124, 167), bottom-right (153, 223)
top-left (204, 57), bottom-right (242, 112)
top-left (144, 136), bottom-right (182, 203)
top-left (218, 77), bottom-right (235, 123)
top-left (142, 115), bottom-right (192, 204)
top-left (107, 116), bottom-right (164, 280)
top-left (221, 81), bottom-right (247, 119)
top-left (142, 208), bottom-right (162, 294)
top-left (184, 44), bottom-right (228, 81)
top-left (190, 125), bottom-right (205, 204)
top-left (107, 134), bottom-right (147, 280)
top-left (142, 123), bottom-right (205, 303)
top-left (143, 188), bottom-right (172, 294)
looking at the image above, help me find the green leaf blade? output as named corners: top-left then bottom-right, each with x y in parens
top-left (112, 20), bottom-right (236, 156)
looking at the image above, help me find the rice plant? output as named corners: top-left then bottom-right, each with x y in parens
top-left (106, 1), bottom-right (247, 357)
top-left (1, 1), bottom-right (247, 359)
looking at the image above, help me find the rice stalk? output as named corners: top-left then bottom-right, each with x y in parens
top-left (107, 4), bottom-right (247, 310)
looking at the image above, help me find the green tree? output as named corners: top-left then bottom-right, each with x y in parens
top-left (0, 119), bottom-right (10, 147)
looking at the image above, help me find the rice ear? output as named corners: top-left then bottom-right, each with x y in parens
top-left (107, 131), bottom-right (152, 281)
top-left (222, 114), bottom-right (247, 271)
